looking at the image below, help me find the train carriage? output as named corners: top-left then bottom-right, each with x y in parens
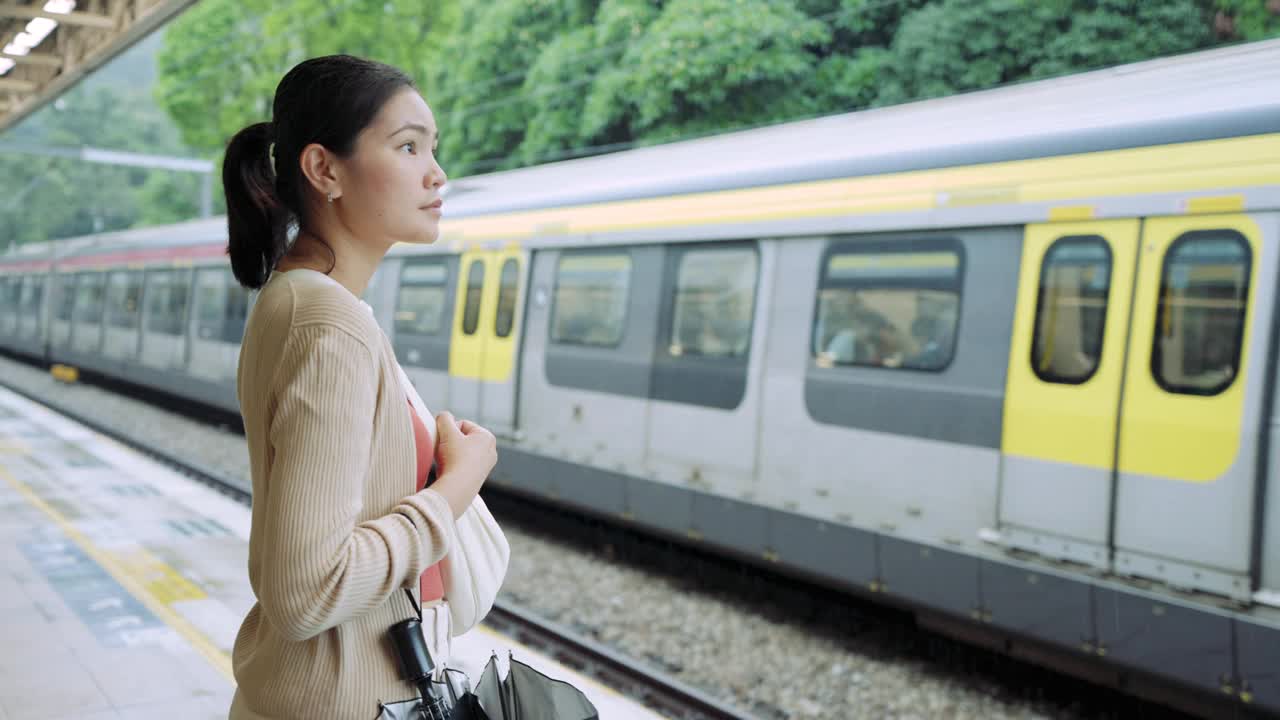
top-left (3, 37), bottom-right (1280, 714)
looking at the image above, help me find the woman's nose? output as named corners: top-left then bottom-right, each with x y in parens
top-left (426, 162), bottom-right (447, 188)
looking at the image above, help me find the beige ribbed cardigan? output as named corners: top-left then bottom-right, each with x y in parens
top-left (229, 268), bottom-right (458, 719)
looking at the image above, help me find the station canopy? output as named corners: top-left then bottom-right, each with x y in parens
top-left (0, 0), bottom-right (197, 133)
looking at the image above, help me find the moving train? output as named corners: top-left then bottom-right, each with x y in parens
top-left (3, 39), bottom-right (1279, 715)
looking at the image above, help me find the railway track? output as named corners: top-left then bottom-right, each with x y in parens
top-left (0, 371), bottom-right (759, 720)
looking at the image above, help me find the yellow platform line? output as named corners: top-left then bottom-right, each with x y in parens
top-left (0, 465), bottom-right (235, 683)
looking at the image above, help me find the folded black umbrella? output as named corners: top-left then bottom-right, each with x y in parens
top-left (470, 653), bottom-right (598, 720)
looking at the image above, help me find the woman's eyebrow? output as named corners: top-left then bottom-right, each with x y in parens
top-left (387, 122), bottom-right (436, 140)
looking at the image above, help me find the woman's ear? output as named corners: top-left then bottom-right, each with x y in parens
top-left (299, 143), bottom-right (343, 202)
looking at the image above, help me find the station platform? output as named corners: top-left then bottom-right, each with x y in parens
top-left (0, 385), bottom-right (665, 720)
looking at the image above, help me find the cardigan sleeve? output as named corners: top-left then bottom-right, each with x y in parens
top-left (257, 322), bottom-right (457, 642)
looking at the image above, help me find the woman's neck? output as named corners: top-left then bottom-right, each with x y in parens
top-left (277, 228), bottom-right (383, 297)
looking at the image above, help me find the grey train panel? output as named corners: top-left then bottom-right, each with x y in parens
top-left (981, 561), bottom-right (1092, 651)
top-left (767, 511), bottom-right (878, 589)
top-left (878, 536), bottom-right (981, 619)
top-left (804, 228), bottom-right (1022, 446)
top-left (1236, 616), bottom-right (1280, 713)
top-left (690, 492), bottom-right (769, 558)
top-left (805, 380), bottom-right (1003, 448)
top-left (543, 247), bottom-right (663, 399)
top-left (548, 457), bottom-right (627, 515)
top-left (393, 256), bottom-right (459, 372)
top-left (492, 446), bottom-right (553, 497)
top-left (1094, 587), bottom-right (1233, 694)
top-left (625, 476), bottom-right (694, 540)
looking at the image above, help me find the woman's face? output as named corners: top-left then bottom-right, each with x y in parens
top-left (335, 88), bottom-right (448, 247)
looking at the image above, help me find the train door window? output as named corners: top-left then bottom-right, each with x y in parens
top-left (106, 271), bottom-right (143, 329)
top-left (29, 277), bottom-right (45, 317)
top-left (194, 268), bottom-right (228, 341)
top-left (1151, 230), bottom-right (1250, 396)
top-left (395, 260), bottom-right (448, 336)
top-left (73, 273), bottom-right (106, 325)
top-left (667, 247), bottom-right (757, 359)
top-left (223, 270), bottom-right (249, 342)
top-left (20, 276), bottom-right (42, 317)
top-left (461, 260), bottom-right (485, 335)
top-left (55, 275), bottom-right (76, 322)
top-left (1030, 237), bottom-right (1110, 384)
top-left (0, 278), bottom-right (12, 320)
top-left (814, 239), bottom-right (962, 371)
top-left (494, 258), bottom-right (519, 338)
top-left (551, 251), bottom-right (632, 348)
top-left (146, 269), bottom-right (190, 336)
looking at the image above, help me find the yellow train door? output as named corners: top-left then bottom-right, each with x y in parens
top-left (1113, 214), bottom-right (1265, 600)
top-left (999, 220), bottom-right (1140, 569)
top-left (446, 246), bottom-right (527, 436)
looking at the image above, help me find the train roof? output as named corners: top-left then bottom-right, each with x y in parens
top-left (441, 37), bottom-right (1280, 218)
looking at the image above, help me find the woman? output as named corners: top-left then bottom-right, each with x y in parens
top-left (222, 55), bottom-right (505, 719)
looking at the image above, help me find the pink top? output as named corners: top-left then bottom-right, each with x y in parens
top-left (409, 398), bottom-right (444, 602)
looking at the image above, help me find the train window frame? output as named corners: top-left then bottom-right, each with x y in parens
top-left (664, 244), bottom-right (759, 361)
top-left (494, 258), bottom-right (520, 339)
top-left (105, 270), bottom-right (143, 330)
top-left (461, 259), bottom-right (485, 336)
top-left (145, 268), bottom-right (191, 336)
top-left (1150, 229), bottom-right (1251, 397)
top-left (222, 269), bottom-right (249, 343)
top-left (194, 267), bottom-right (229, 342)
top-left (1029, 235), bottom-right (1112, 386)
top-left (54, 273), bottom-right (77, 322)
top-left (812, 236), bottom-right (965, 373)
top-left (395, 258), bottom-right (450, 337)
top-left (72, 271), bottom-right (107, 326)
top-left (549, 249), bottom-right (634, 350)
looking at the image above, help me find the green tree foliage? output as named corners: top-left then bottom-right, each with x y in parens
top-left (1214, 0), bottom-right (1280, 40)
top-left (0, 34), bottom-right (205, 249)
top-left (155, 0), bottom-right (461, 157)
top-left (874, 0), bottom-right (1216, 107)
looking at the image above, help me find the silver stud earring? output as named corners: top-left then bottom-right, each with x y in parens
top-left (326, 192), bottom-right (334, 203)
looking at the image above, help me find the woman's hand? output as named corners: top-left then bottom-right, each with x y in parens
top-left (430, 411), bottom-right (496, 517)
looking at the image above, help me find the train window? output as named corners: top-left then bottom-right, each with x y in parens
top-left (55, 274), bottom-right (76, 322)
top-left (395, 260), bottom-right (448, 336)
top-left (494, 259), bottom-right (519, 339)
top-left (106, 271), bottom-right (143, 329)
top-left (20, 276), bottom-right (42, 315)
top-left (194, 269), bottom-right (227, 341)
top-left (1031, 237), bottom-right (1110, 384)
top-left (551, 252), bottom-right (631, 348)
top-left (668, 247), bottom-right (757, 359)
top-left (72, 273), bottom-right (106, 325)
top-left (0, 278), bottom-right (14, 317)
top-left (814, 240), bottom-right (962, 371)
top-left (1152, 230), bottom-right (1250, 396)
top-left (461, 259), bottom-right (485, 336)
top-left (145, 269), bottom-right (190, 336)
top-left (223, 271), bottom-right (249, 343)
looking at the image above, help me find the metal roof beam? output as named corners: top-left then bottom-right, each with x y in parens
top-left (0, 78), bottom-right (36, 92)
top-left (0, 0), bottom-right (203, 134)
top-left (0, 3), bottom-right (116, 29)
top-left (2, 52), bottom-right (63, 69)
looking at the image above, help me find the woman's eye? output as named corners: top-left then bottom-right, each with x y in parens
top-left (400, 141), bottom-right (416, 154)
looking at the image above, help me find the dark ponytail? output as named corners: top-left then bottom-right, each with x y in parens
top-left (224, 122), bottom-right (288, 289)
top-left (221, 55), bottom-right (416, 290)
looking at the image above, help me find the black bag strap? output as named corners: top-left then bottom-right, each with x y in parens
top-left (402, 587), bottom-right (422, 623)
